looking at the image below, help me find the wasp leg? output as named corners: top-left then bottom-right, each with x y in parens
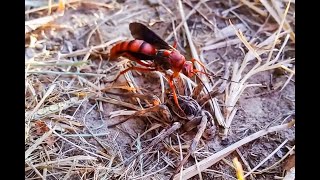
top-left (191, 58), bottom-right (207, 71)
top-left (113, 66), bottom-right (157, 82)
top-left (168, 74), bottom-right (186, 116)
top-left (123, 52), bottom-right (154, 67)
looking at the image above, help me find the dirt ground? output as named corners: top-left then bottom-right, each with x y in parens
top-left (25, 0), bottom-right (295, 179)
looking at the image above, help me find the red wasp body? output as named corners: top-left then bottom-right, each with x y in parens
top-left (109, 22), bottom-right (202, 112)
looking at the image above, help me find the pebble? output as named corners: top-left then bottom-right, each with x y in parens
top-left (35, 43), bottom-right (43, 50)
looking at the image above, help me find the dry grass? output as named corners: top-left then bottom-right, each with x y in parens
top-left (25, 0), bottom-right (295, 179)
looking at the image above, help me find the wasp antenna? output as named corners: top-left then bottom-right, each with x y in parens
top-left (194, 70), bottom-right (240, 84)
top-left (215, 75), bottom-right (239, 84)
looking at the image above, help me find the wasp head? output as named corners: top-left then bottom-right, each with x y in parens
top-left (181, 61), bottom-right (194, 77)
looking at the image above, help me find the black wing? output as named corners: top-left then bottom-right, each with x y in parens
top-left (129, 22), bottom-right (172, 50)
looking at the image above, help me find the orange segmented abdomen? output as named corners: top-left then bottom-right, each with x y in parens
top-left (110, 40), bottom-right (157, 60)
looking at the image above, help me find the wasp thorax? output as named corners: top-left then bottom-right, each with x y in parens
top-left (169, 51), bottom-right (186, 71)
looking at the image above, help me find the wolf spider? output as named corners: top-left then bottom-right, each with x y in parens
top-left (103, 85), bottom-right (219, 178)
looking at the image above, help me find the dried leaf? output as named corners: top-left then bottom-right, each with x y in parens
top-left (283, 154), bottom-right (295, 171)
top-left (35, 120), bottom-right (49, 135)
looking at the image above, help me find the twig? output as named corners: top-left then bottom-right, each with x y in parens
top-left (25, 9), bottom-right (65, 34)
top-left (265, 1), bottom-right (292, 63)
top-left (26, 71), bottom-right (106, 77)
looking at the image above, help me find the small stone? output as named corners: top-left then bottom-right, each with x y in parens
top-left (35, 43), bottom-right (43, 50)
top-left (25, 48), bottom-right (35, 58)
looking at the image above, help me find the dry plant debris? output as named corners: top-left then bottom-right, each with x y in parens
top-left (25, 0), bottom-right (295, 179)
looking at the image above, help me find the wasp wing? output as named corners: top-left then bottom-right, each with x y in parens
top-left (129, 22), bottom-right (172, 50)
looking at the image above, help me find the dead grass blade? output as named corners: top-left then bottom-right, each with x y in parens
top-left (60, 37), bottom-right (125, 58)
top-left (222, 2), bottom-right (294, 137)
top-left (25, 126), bottom-right (56, 159)
top-left (260, 0), bottom-right (294, 42)
top-left (240, 0), bottom-right (267, 17)
top-left (244, 139), bottom-right (289, 178)
top-left (173, 120), bottom-right (294, 180)
top-left (25, 155), bottom-right (97, 171)
top-left (177, 0), bottom-right (221, 128)
top-left (25, 97), bottom-right (81, 120)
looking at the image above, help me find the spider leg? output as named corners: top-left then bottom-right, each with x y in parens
top-left (102, 91), bottom-right (161, 107)
top-left (107, 104), bottom-right (171, 128)
top-left (171, 111), bottom-right (208, 179)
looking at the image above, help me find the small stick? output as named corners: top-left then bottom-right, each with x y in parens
top-left (233, 157), bottom-right (245, 180)
top-left (51, 128), bottom-right (110, 160)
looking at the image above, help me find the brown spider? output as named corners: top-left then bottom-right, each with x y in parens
top-left (102, 85), bottom-right (219, 178)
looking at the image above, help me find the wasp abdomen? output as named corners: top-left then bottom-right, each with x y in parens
top-left (110, 40), bottom-right (157, 60)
